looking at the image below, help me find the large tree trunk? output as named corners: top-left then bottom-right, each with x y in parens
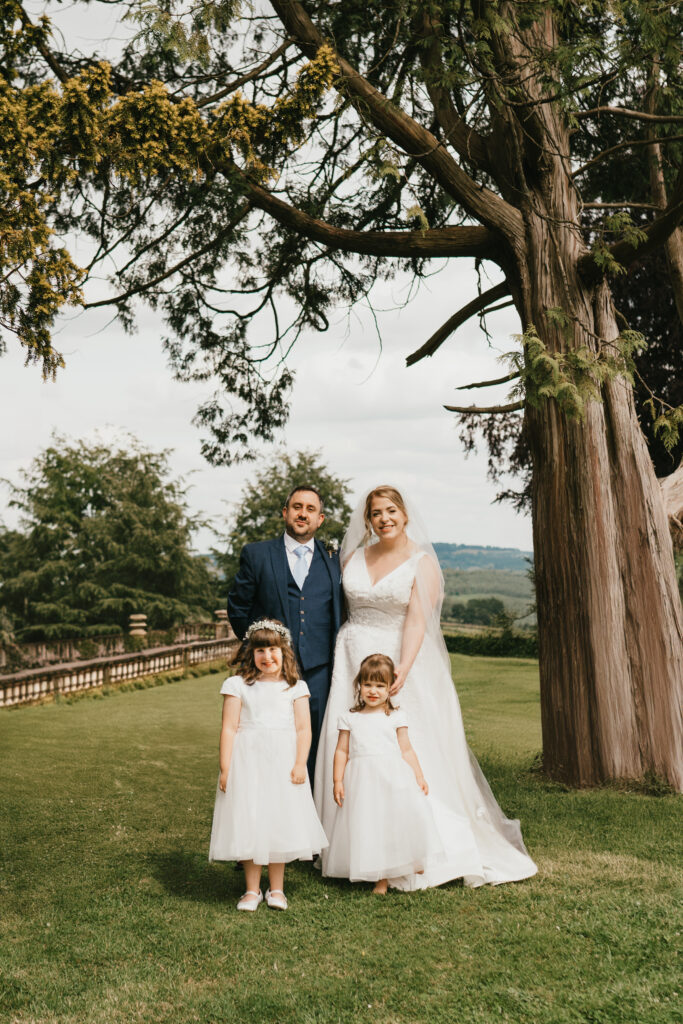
top-left (497, 9), bottom-right (683, 791)
top-left (523, 238), bottom-right (683, 789)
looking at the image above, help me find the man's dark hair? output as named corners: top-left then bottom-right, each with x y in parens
top-left (284, 485), bottom-right (324, 515)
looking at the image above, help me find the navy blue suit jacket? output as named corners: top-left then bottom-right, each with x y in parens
top-left (227, 535), bottom-right (342, 663)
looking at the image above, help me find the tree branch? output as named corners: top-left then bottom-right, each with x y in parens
top-left (14, 1), bottom-right (68, 83)
top-left (582, 202), bottom-right (659, 211)
top-left (575, 106), bottom-right (683, 125)
top-left (244, 180), bottom-right (497, 259)
top-left (415, 9), bottom-right (492, 174)
top-left (405, 281), bottom-right (510, 366)
top-left (84, 201), bottom-right (253, 308)
top-left (268, 0), bottom-right (523, 242)
top-left (196, 41), bottom-right (292, 108)
top-left (573, 133), bottom-right (683, 178)
top-left (578, 165), bottom-right (683, 281)
top-left (444, 401), bottom-right (524, 414)
top-left (456, 370), bottom-right (521, 390)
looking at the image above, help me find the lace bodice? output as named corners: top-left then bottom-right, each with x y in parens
top-left (342, 549), bottom-right (420, 630)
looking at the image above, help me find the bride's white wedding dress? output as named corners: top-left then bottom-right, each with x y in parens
top-left (314, 547), bottom-right (537, 889)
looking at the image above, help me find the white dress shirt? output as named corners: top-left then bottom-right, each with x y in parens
top-left (284, 532), bottom-right (314, 586)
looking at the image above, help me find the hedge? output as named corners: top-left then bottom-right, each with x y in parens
top-left (443, 631), bottom-right (538, 658)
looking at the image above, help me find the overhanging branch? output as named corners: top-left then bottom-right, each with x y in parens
top-left (575, 106), bottom-right (683, 125)
top-left (406, 281), bottom-right (510, 366)
top-left (456, 370), bottom-right (521, 390)
top-left (245, 181), bottom-right (497, 259)
top-left (444, 401), bottom-right (524, 414)
top-left (268, 0), bottom-right (523, 241)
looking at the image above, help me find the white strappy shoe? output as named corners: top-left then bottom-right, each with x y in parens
top-left (236, 889), bottom-right (263, 912)
top-left (265, 888), bottom-right (288, 911)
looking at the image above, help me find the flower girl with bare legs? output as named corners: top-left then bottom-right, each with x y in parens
top-left (209, 620), bottom-right (327, 911)
top-left (325, 654), bottom-right (444, 894)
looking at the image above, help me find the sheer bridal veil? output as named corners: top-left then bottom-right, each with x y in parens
top-left (341, 485), bottom-right (533, 865)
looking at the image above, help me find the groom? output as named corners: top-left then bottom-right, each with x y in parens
top-left (227, 486), bottom-right (342, 781)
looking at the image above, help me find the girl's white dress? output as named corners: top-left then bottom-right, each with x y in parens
top-left (325, 709), bottom-right (446, 882)
top-left (209, 675), bottom-right (328, 865)
top-left (315, 549), bottom-right (538, 889)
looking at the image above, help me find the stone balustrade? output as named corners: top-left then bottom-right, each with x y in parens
top-left (0, 637), bottom-right (238, 709)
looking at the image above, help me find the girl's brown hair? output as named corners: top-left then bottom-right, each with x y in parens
top-left (350, 653), bottom-right (398, 714)
top-left (363, 486), bottom-right (409, 543)
top-left (234, 622), bottom-right (300, 686)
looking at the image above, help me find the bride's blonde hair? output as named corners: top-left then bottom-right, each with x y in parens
top-left (362, 486), bottom-right (409, 543)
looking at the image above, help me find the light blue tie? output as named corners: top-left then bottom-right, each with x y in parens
top-left (293, 545), bottom-right (309, 589)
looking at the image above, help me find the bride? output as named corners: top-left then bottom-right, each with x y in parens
top-left (314, 485), bottom-right (537, 889)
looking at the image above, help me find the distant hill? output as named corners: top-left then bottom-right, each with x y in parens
top-left (434, 543), bottom-right (533, 572)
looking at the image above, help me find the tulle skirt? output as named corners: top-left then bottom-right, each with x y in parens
top-left (325, 753), bottom-right (446, 882)
top-left (209, 726), bottom-right (328, 865)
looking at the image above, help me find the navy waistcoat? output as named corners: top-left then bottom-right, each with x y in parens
top-left (287, 547), bottom-right (333, 670)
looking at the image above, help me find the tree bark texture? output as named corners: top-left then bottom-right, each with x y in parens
top-left (500, 11), bottom-right (683, 789)
top-left (518, 172), bottom-right (683, 790)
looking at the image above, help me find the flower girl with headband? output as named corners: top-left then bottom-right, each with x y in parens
top-left (209, 619), bottom-right (327, 911)
top-left (325, 653), bottom-right (445, 894)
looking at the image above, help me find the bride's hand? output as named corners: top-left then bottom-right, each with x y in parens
top-left (390, 664), bottom-right (407, 695)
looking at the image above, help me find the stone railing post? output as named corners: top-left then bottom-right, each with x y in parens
top-left (129, 613), bottom-right (147, 637)
top-left (214, 609), bottom-right (229, 638)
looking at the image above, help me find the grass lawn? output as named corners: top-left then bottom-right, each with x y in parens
top-left (1, 656), bottom-right (681, 1024)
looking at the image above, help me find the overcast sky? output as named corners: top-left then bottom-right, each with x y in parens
top-left (2, 3), bottom-right (533, 554)
top-left (1, 261), bottom-right (533, 552)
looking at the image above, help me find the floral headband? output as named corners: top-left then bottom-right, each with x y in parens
top-left (245, 619), bottom-right (292, 644)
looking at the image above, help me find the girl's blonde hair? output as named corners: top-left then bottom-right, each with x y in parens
top-left (234, 621), bottom-right (300, 686)
top-left (363, 486), bottom-right (409, 543)
top-left (350, 653), bottom-right (398, 714)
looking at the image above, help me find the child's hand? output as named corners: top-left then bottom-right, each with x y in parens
top-left (417, 775), bottom-right (429, 795)
top-left (219, 770), bottom-right (228, 792)
top-left (333, 781), bottom-right (344, 807)
top-left (291, 762), bottom-right (307, 785)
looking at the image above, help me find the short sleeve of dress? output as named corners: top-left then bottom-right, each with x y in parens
top-left (337, 713), bottom-right (351, 732)
top-left (291, 680), bottom-right (311, 700)
top-left (219, 675), bottom-right (243, 699)
top-left (390, 709), bottom-right (409, 730)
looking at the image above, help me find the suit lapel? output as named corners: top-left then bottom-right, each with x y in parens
top-left (268, 536), bottom-right (290, 623)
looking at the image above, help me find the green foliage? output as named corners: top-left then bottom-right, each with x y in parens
top-left (650, 404), bottom-right (683, 454)
top-left (448, 595), bottom-right (506, 626)
top-left (590, 212), bottom-right (648, 276)
top-left (0, 435), bottom-right (219, 640)
top-left (1, 0), bottom-right (681, 464)
top-left (444, 630), bottom-right (539, 658)
top-left (508, 321), bottom-right (647, 422)
top-left (212, 449), bottom-right (352, 594)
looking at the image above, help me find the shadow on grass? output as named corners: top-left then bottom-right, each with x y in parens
top-left (147, 849), bottom-right (466, 906)
top-left (147, 850), bottom-right (342, 904)
top-left (147, 849), bottom-right (237, 904)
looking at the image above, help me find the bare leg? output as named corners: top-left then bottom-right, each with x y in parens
top-left (243, 859), bottom-right (262, 895)
top-left (265, 863), bottom-right (288, 909)
top-left (268, 862), bottom-right (285, 892)
top-left (372, 879), bottom-right (388, 895)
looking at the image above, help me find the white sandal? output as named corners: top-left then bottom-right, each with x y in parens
top-left (265, 888), bottom-right (288, 911)
top-left (236, 889), bottom-right (263, 912)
